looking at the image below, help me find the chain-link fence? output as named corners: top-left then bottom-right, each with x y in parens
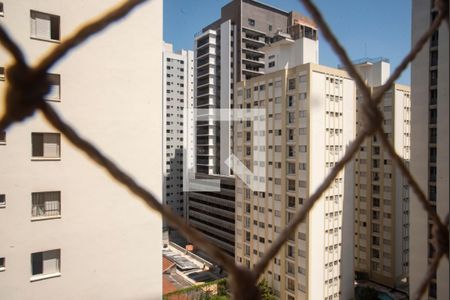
top-left (0, 0), bottom-right (448, 299)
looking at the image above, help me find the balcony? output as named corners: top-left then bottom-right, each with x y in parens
top-left (196, 86), bottom-right (215, 98)
top-left (197, 57), bottom-right (216, 69)
top-left (242, 56), bottom-right (265, 67)
top-left (196, 157), bottom-right (211, 165)
top-left (197, 136), bottom-right (214, 146)
top-left (197, 146), bottom-right (214, 156)
top-left (197, 46), bottom-right (215, 58)
top-left (242, 26), bottom-right (266, 37)
top-left (196, 120), bottom-right (215, 127)
top-left (242, 66), bottom-right (264, 77)
top-left (197, 77), bottom-right (215, 88)
top-left (196, 96), bottom-right (215, 108)
top-left (242, 46), bottom-right (265, 57)
top-left (197, 67), bottom-right (215, 79)
top-left (242, 34), bottom-right (266, 47)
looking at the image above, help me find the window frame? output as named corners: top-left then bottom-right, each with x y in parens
top-left (31, 132), bottom-right (61, 160)
top-left (30, 249), bottom-right (61, 281)
top-left (0, 194), bottom-right (5, 208)
top-left (31, 191), bottom-right (62, 220)
top-left (30, 10), bottom-right (61, 43)
top-left (45, 73), bottom-right (61, 101)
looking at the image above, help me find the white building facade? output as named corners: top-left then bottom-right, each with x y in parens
top-left (0, 1), bottom-right (163, 299)
top-left (410, 0), bottom-right (449, 299)
top-left (162, 42), bottom-right (194, 218)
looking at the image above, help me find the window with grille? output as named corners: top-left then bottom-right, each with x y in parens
top-left (31, 191), bottom-right (61, 218)
top-left (31, 133), bottom-right (61, 158)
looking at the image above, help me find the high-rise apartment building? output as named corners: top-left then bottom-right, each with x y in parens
top-left (352, 59), bottom-right (411, 289)
top-left (410, 0), bottom-right (449, 299)
top-left (0, 1), bottom-right (163, 298)
top-left (188, 0), bottom-right (318, 261)
top-left (194, 0), bottom-right (318, 175)
top-left (234, 36), bottom-right (356, 299)
top-left (163, 42), bottom-right (195, 219)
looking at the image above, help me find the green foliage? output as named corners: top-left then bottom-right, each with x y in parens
top-left (258, 279), bottom-right (276, 300)
top-left (164, 278), bottom-right (229, 300)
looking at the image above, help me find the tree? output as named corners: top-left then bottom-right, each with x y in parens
top-left (258, 279), bottom-right (276, 300)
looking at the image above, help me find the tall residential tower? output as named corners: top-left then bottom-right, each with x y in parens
top-left (0, 1), bottom-right (163, 298)
top-left (163, 42), bottom-right (195, 219)
top-left (410, 0), bottom-right (449, 299)
top-left (188, 0), bottom-right (318, 259)
top-left (193, 0), bottom-right (318, 175)
top-left (234, 37), bottom-right (356, 300)
top-left (352, 58), bottom-right (411, 289)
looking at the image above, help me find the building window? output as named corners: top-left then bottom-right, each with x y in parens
top-left (0, 130), bottom-right (5, 144)
top-left (30, 10), bottom-right (60, 42)
top-left (0, 257), bottom-right (5, 271)
top-left (0, 3), bottom-right (4, 16)
top-left (31, 191), bottom-right (61, 219)
top-left (287, 278), bottom-right (295, 291)
top-left (31, 249), bottom-right (61, 280)
top-left (0, 66), bottom-right (4, 80)
top-left (288, 78), bottom-right (296, 90)
top-left (31, 133), bottom-right (61, 159)
top-left (46, 74), bottom-right (61, 101)
top-left (268, 61), bottom-right (275, 68)
top-left (268, 24), bottom-right (272, 31)
top-left (248, 18), bottom-right (255, 26)
top-left (0, 194), bottom-right (5, 207)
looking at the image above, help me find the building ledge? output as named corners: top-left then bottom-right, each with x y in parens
top-left (31, 215), bottom-right (61, 222)
top-left (30, 36), bottom-right (60, 44)
top-left (30, 272), bottom-right (61, 282)
top-left (31, 157), bottom-right (61, 161)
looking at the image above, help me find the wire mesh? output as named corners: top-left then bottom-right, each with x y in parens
top-left (0, 0), bottom-right (448, 299)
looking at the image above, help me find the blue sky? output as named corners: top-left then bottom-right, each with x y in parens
top-left (164, 0), bottom-right (411, 84)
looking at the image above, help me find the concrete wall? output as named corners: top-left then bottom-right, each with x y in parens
top-left (411, 0), bottom-right (449, 298)
top-left (0, 1), bottom-right (162, 299)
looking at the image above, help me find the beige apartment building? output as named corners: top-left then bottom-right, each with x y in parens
top-left (410, 0), bottom-right (449, 299)
top-left (234, 35), bottom-right (356, 299)
top-left (355, 58), bottom-right (411, 289)
top-left (0, 1), bottom-right (163, 299)
top-left (353, 59), bottom-right (411, 289)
